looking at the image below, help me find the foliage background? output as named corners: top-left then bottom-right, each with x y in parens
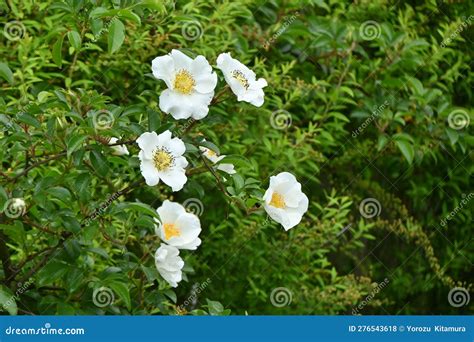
top-left (0, 0), bottom-right (472, 315)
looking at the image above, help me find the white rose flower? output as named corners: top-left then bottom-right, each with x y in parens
top-left (216, 52), bottom-right (267, 107)
top-left (263, 172), bottom-right (309, 231)
top-left (109, 137), bottom-right (129, 156)
top-left (199, 145), bottom-right (236, 175)
top-left (155, 243), bottom-right (184, 288)
top-left (136, 130), bottom-right (188, 191)
top-left (155, 200), bottom-right (202, 250)
top-left (151, 49), bottom-right (217, 120)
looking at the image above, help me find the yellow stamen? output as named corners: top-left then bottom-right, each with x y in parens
top-left (206, 149), bottom-right (217, 157)
top-left (174, 69), bottom-right (195, 94)
top-left (270, 192), bottom-right (285, 208)
top-left (231, 70), bottom-right (249, 90)
top-left (153, 149), bottom-right (174, 171)
top-left (163, 223), bottom-right (181, 240)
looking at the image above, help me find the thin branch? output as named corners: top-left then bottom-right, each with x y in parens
top-left (11, 151), bottom-right (67, 181)
top-left (23, 216), bottom-right (62, 236)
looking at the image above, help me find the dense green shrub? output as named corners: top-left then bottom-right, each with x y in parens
top-left (0, 0), bottom-right (472, 315)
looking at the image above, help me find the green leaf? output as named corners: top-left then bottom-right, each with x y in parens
top-left (109, 282), bottom-right (131, 310)
top-left (232, 174), bottom-right (245, 192)
top-left (377, 135), bottom-right (389, 151)
top-left (47, 186), bottom-right (72, 202)
top-left (108, 19), bottom-right (125, 54)
top-left (219, 155), bottom-right (252, 167)
top-left (37, 262), bottom-right (69, 286)
top-left (395, 139), bottom-right (414, 164)
top-left (90, 150), bottom-right (109, 176)
top-left (164, 289), bottom-right (177, 303)
top-left (0, 63), bottom-right (14, 84)
top-left (0, 186), bottom-right (7, 209)
top-left (445, 128), bottom-right (459, 146)
top-left (117, 9), bottom-right (141, 26)
top-left (56, 302), bottom-right (76, 315)
top-left (184, 143), bottom-right (199, 153)
top-left (67, 30), bottom-right (82, 50)
top-left (199, 140), bottom-right (220, 155)
top-left (52, 35), bottom-right (65, 67)
top-left (17, 113), bottom-right (41, 128)
top-left (0, 285), bottom-right (17, 315)
top-left (148, 109), bottom-right (160, 132)
top-left (138, 0), bottom-right (166, 12)
top-left (66, 134), bottom-right (88, 158)
top-left (405, 76), bottom-right (425, 96)
top-left (113, 202), bottom-right (159, 218)
top-left (206, 299), bottom-right (225, 315)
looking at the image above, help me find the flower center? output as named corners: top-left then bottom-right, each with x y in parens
top-left (269, 192), bottom-right (285, 208)
top-left (153, 149), bottom-right (174, 171)
top-left (163, 223), bottom-right (181, 240)
top-left (206, 149), bottom-right (217, 157)
top-left (231, 70), bottom-right (249, 90)
top-left (174, 69), bottom-right (195, 94)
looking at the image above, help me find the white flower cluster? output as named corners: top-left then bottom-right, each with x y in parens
top-left (109, 50), bottom-right (308, 288)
